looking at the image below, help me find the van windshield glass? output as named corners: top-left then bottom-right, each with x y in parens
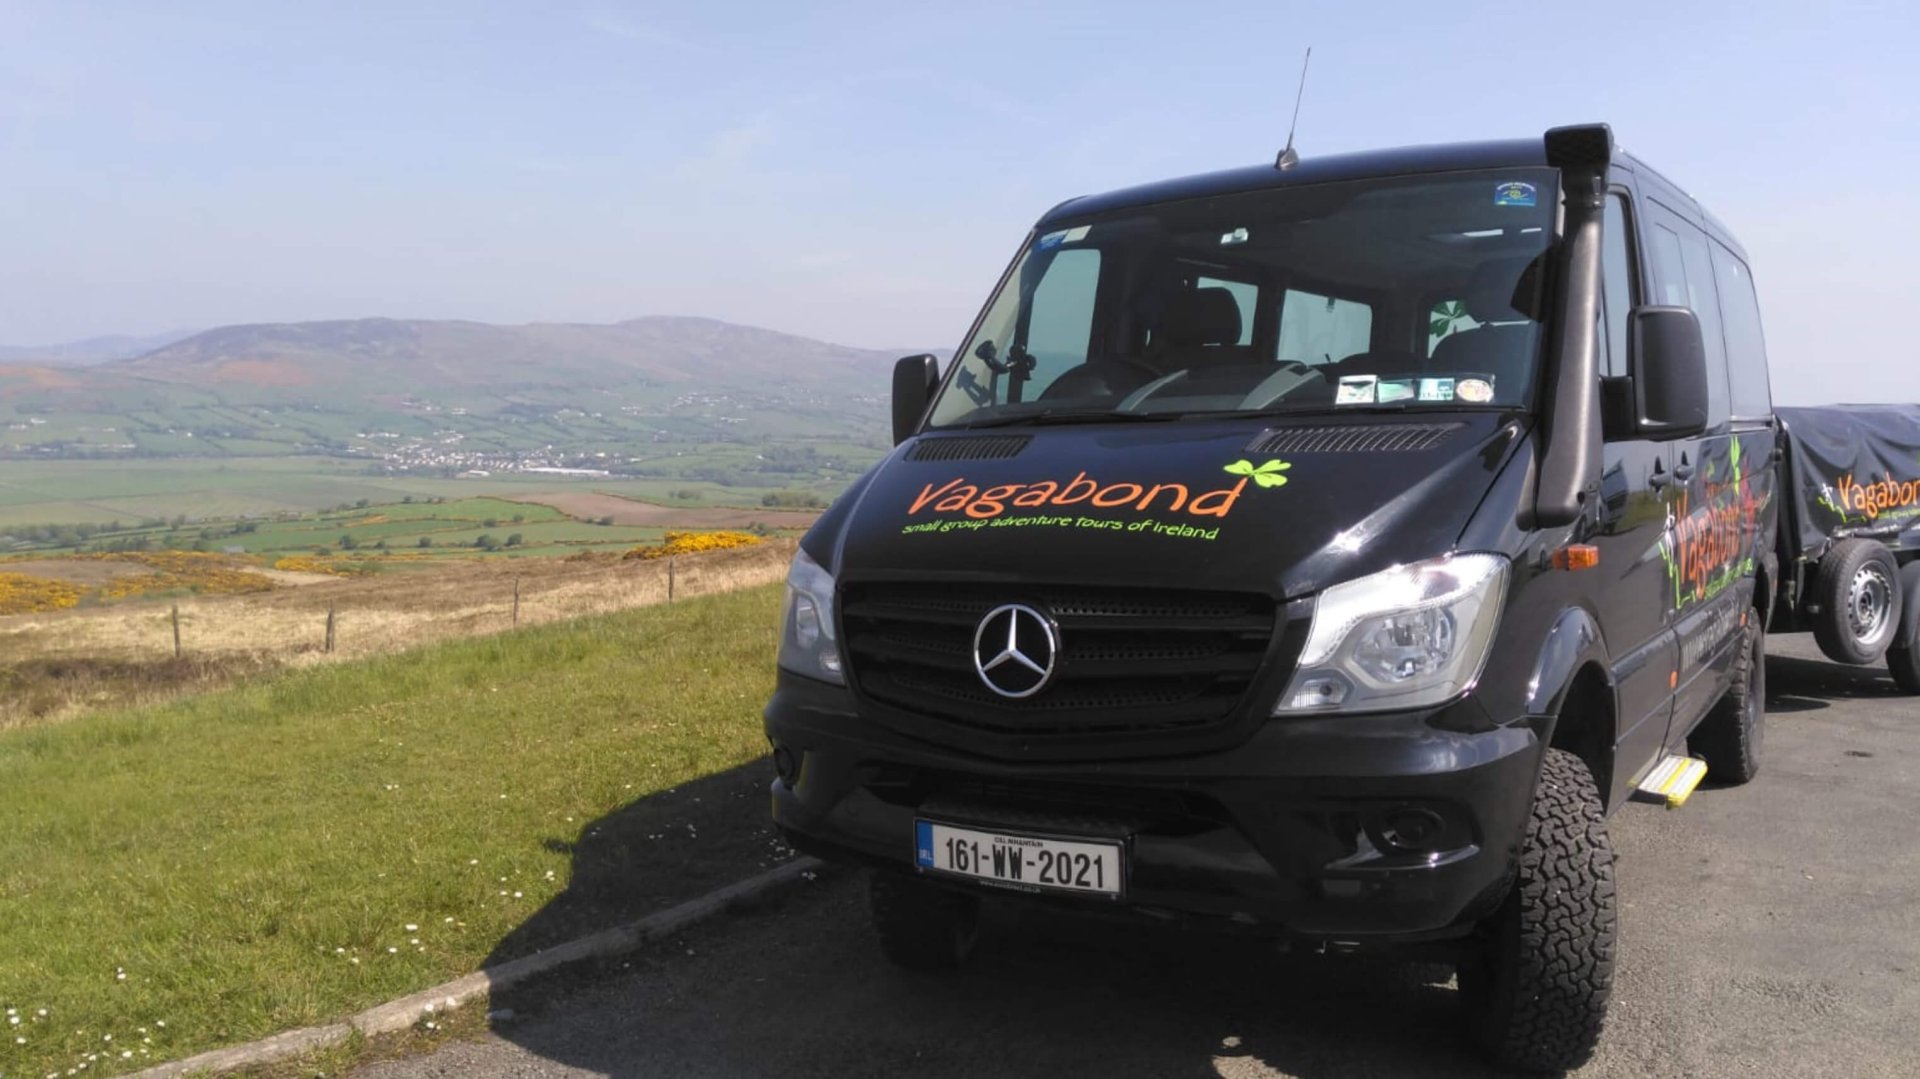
top-left (927, 168), bottom-right (1558, 429)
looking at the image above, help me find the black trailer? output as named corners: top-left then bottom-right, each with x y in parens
top-left (1774, 404), bottom-right (1920, 689)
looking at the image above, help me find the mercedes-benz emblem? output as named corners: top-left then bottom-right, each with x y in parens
top-left (972, 603), bottom-right (1059, 699)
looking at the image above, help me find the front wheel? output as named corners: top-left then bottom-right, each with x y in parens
top-left (1460, 748), bottom-right (1617, 1073)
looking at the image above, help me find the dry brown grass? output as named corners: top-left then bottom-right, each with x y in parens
top-left (509, 490), bottom-right (820, 529)
top-left (0, 539), bottom-right (795, 729)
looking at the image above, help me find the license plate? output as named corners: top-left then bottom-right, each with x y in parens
top-left (914, 819), bottom-right (1123, 897)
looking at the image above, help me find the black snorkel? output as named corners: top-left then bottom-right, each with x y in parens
top-left (1531, 122), bottom-right (1613, 528)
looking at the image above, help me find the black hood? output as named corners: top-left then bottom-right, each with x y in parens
top-left (822, 414), bottom-right (1527, 598)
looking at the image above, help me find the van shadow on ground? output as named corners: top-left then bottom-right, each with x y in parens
top-left (482, 757), bottom-right (789, 966)
top-left (472, 643), bottom-right (1904, 1079)
top-left (1763, 636), bottom-right (1908, 714)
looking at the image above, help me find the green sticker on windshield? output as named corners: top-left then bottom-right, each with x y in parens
top-left (1494, 181), bottom-right (1537, 207)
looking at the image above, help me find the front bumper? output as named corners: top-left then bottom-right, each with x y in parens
top-left (765, 671), bottom-right (1548, 944)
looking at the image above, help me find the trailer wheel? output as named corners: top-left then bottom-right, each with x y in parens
top-left (1811, 539), bottom-right (1903, 665)
top-left (1886, 562), bottom-right (1920, 694)
top-left (1459, 748), bottom-right (1616, 1073)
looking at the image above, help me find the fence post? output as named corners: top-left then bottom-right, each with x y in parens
top-left (668, 556), bottom-right (676, 602)
top-left (325, 605), bottom-right (336, 654)
top-left (512, 575), bottom-right (521, 626)
top-left (171, 605), bottom-right (182, 659)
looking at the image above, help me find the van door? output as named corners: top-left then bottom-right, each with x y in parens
top-left (1594, 188), bottom-right (1679, 805)
top-left (1643, 202), bottom-right (1745, 745)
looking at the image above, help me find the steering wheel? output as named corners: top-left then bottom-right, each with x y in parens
top-left (1037, 357), bottom-right (1163, 401)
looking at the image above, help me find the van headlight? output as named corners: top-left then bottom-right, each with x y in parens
top-left (777, 548), bottom-right (844, 684)
top-left (1275, 553), bottom-right (1507, 714)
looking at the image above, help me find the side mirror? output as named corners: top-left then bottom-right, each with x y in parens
top-left (1606, 306), bottom-right (1708, 440)
top-left (891, 354), bottom-right (940, 445)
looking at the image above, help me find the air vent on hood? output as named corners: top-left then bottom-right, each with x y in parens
top-left (1246, 422), bottom-right (1463, 455)
top-left (907, 435), bottom-right (1032, 462)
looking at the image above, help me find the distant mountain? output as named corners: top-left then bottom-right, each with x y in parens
top-left (115, 316), bottom-right (900, 392)
top-left (0, 315), bottom-right (915, 468)
top-left (0, 330), bottom-right (199, 366)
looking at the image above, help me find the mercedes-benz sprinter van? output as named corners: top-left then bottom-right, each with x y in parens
top-left (765, 124), bottom-right (1778, 1072)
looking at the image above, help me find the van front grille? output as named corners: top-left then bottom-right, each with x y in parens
top-left (840, 581), bottom-right (1277, 743)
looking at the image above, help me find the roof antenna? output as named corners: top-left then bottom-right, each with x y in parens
top-left (1275, 46), bottom-right (1312, 170)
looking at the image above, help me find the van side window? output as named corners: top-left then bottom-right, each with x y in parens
top-left (1646, 219), bottom-right (1730, 428)
top-left (1025, 248), bottom-right (1102, 391)
top-left (1195, 276), bottom-right (1257, 345)
top-left (1278, 289), bottom-right (1372, 364)
top-left (1600, 193), bottom-right (1634, 378)
top-left (1709, 242), bottom-right (1772, 420)
top-left (1647, 224), bottom-right (1688, 306)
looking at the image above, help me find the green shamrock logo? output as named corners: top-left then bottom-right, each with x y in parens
top-left (1225, 458), bottom-right (1292, 489)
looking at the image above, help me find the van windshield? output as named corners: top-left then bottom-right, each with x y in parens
top-left (926, 168), bottom-right (1558, 429)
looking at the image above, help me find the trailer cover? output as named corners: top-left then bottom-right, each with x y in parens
top-left (1776, 404), bottom-right (1920, 560)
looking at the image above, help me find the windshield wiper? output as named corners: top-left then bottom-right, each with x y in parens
top-left (1203, 402), bottom-right (1416, 420)
top-left (949, 408), bottom-right (1183, 430)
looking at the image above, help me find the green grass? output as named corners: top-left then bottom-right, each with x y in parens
top-left (0, 584), bottom-right (784, 1077)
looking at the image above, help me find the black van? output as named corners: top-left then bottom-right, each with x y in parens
top-left (765, 124), bottom-right (1778, 1072)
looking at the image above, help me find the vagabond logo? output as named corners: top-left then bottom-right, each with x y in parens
top-left (900, 458), bottom-right (1291, 541)
top-left (1833, 471), bottom-right (1920, 521)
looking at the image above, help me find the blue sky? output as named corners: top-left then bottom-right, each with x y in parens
top-left (1, 0), bottom-right (1914, 404)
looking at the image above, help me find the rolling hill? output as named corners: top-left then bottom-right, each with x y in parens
top-left (0, 330), bottom-right (198, 366)
top-left (0, 316), bottom-right (917, 477)
top-left (116, 316), bottom-right (901, 393)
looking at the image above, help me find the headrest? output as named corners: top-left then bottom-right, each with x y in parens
top-left (1461, 256), bottom-right (1544, 324)
top-left (1159, 287), bottom-right (1243, 347)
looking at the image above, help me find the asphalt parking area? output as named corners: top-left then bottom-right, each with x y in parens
top-left (356, 634), bottom-right (1917, 1078)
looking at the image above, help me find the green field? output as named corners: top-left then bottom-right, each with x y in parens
top-left (0, 583), bottom-right (785, 1078)
top-left (0, 457), bottom-right (846, 534)
top-left (0, 467), bottom-right (829, 567)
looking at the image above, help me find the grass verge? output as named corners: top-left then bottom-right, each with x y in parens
top-left (0, 583), bottom-right (787, 1077)
top-left (0, 542), bottom-right (792, 731)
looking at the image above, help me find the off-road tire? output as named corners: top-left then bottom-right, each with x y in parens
top-left (1692, 619), bottom-right (1765, 783)
top-left (1460, 748), bottom-right (1616, 1074)
top-left (869, 871), bottom-right (979, 971)
top-left (1886, 562), bottom-right (1920, 695)
top-left (1812, 539), bottom-right (1903, 666)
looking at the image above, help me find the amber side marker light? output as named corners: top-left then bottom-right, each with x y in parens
top-left (1551, 544), bottom-right (1600, 571)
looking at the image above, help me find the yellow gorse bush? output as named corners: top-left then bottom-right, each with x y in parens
top-left (97, 552), bottom-right (279, 600)
top-left (0, 553), bottom-right (278, 614)
top-left (272, 555), bottom-right (350, 575)
top-left (0, 572), bottom-right (84, 615)
top-left (623, 530), bottom-right (762, 561)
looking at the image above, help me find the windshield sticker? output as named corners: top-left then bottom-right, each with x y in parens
top-left (900, 458), bottom-right (1292, 544)
top-left (1037, 226), bottom-right (1091, 251)
top-left (1377, 379), bottom-right (1416, 404)
top-left (1494, 181), bottom-right (1537, 208)
top-left (1456, 377), bottom-right (1494, 404)
top-left (1219, 226), bottom-right (1249, 246)
top-left (1418, 377), bottom-right (1456, 402)
top-left (1335, 375), bottom-right (1377, 405)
